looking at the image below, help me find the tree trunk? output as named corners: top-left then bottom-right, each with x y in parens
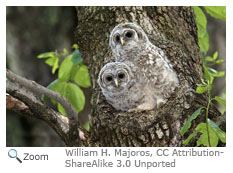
top-left (75, 6), bottom-right (221, 147)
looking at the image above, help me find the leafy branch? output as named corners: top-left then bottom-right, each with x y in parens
top-left (193, 6), bottom-right (226, 54)
top-left (181, 7), bottom-right (226, 147)
top-left (6, 44), bottom-right (93, 145)
top-left (37, 44), bottom-right (91, 130)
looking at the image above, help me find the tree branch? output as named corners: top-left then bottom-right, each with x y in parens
top-left (6, 70), bottom-right (91, 146)
top-left (7, 94), bottom-right (34, 116)
top-left (6, 69), bottom-right (78, 121)
top-left (6, 79), bottom-right (70, 140)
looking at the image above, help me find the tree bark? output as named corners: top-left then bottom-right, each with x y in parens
top-left (75, 6), bottom-right (222, 146)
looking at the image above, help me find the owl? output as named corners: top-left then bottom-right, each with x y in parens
top-left (98, 62), bottom-right (158, 112)
top-left (109, 22), bottom-right (179, 110)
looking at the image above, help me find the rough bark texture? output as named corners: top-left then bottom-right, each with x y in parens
top-left (6, 79), bottom-right (90, 147)
top-left (75, 7), bottom-right (221, 147)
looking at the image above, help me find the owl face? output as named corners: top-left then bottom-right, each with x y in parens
top-left (98, 62), bottom-right (133, 93)
top-left (111, 28), bottom-right (139, 49)
top-left (109, 23), bottom-right (149, 56)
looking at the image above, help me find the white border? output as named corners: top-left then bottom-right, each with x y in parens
top-left (0, 4), bottom-right (6, 148)
top-left (1, 1), bottom-right (232, 173)
top-left (0, 0), bottom-right (229, 6)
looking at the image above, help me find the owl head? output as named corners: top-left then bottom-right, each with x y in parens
top-left (109, 22), bottom-right (149, 56)
top-left (98, 62), bottom-right (134, 93)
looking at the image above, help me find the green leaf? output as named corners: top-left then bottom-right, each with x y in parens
top-left (72, 64), bottom-right (91, 88)
top-left (42, 80), bottom-right (56, 102)
top-left (65, 83), bottom-right (85, 113)
top-left (215, 71), bottom-right (224, 77)
top-left (58, 55), bottom-right (73, 81)
top-left (196, 127), bottom-right (218, 147)
top-left (72, 44), bottom-right (79, 50)
top-left (55, 82), bottom-right (85, 115)
top-left (71, 50), bottom-right (83, 65)
top-left (208, 119), bottom-right (226, 143)
top-left (213, 96), bottom-right (226, 108)
top-left (195, 123), bottom-right (209, 146)
top-left (37, 52), bottom-right (56, 59)
top-left (44, 56), bottom-right (59, 74)
top-left (193, 7), bottom-right (207, 28)
top-left (203, 65), bottom-right (212, 83)
top-left (208, 68), bottom-right (225, 77)
top-left (195, 122), bottom-right (219, 147)
top-left (198, 26), bottom-right (209, 54)
top-left (213, 51), bottom-right (218, 60)
top-left (55, 81), bottom-right (68, 115)
top-left (183, 122), bottom-right (220, 147)
top-left (180, 107), bottom-right (204, 136)
top-left (215, 59), bottom-right (224, 64)
top-left (193, 6), bottom-right (209, 54)
top-left (47, 79), bottom-right (66, 104)
top-left (196, 85), bottom-right (208, 94)
top-left (83, 122), bottom-right (90, 131)
top-left (208, 68), bottom-right (217, 74)
top-left (52, 57), bottom-right (59, 74)
top-left (37, 51), bottom-right (59, 74)
top-left (49, 79), bottom-right (65, 93)
top-left (45, 57), bottom-right (57, 66)
top-left (183, 131), bottom-right (198, 146)
top-left (63, 48), bottom-right (68, 54)
top-left (217, 90), bottom-right (226, 115)
top-left (57, 103), bottom-right (67, 115)
top-left (204, 6), bottom-right (226, 20)
top-left (205, 56), bottom-right (214, 62)
top-left (213, 71), bottom-right (225, 77)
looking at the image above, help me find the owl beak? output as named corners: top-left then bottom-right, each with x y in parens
top-left (120, 37), bottom-right (125, 45)
top-left (114, 78), bottom-right (119, 87)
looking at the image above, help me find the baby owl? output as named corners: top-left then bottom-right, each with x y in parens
top-left (98, 62), bottom-right (158, 111)
top-left (107, 22), bottom-right (179, 111)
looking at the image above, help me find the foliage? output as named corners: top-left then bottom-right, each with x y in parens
top-left (181, 7), bottom-right (226, 147)
top-left (37, 44), bottom-right (91, 118)
top-left (193, 6), bottom-right (226, 54)
top-left (181, 52), bottom-right (226, 147)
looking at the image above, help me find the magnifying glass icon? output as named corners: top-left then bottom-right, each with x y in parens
top-left (8, 149), bottom-right (22, 163)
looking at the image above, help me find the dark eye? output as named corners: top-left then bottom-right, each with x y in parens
top-left (105, 75), bottom-right (113, 82)
top-left (125, 31), bottom-right (133, 38)
top-left (115, 35), bottom-right (120, 42)
top-left (118, 73), bottom-right (125, 79)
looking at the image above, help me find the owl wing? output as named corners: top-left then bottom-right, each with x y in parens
top-left (141, 44), bottom-right (178, 98)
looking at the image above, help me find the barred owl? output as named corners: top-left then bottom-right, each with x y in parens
top-left (98, 62), bottom-right (157, 111)
top-left (108, 22), bottom-right (179, 111)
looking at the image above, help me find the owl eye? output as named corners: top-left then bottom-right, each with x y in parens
top-left (118, 73), bottom-right (125, 79)
top-left (114, 35), bottom-right (120, 43)
top-left (105, 75), bottom-right (113, 82)
top-left (125, 31), bottom-right (133, 38)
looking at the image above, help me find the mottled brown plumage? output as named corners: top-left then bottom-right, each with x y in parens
top-left (108, 23), bottom-right (179, 111)
top-left (98, 62), bottom-right (151, 111)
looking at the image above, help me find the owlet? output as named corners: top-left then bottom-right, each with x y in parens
top-left (98, 62), bottom-right (158, 112)
top-left (109, 22), bottom-right (179, 111)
